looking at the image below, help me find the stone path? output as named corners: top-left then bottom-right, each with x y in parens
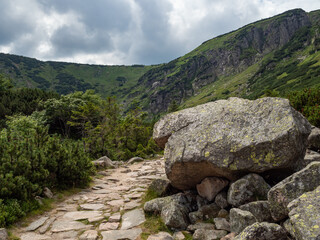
top-left (12, 158), bottom-right (166, 240)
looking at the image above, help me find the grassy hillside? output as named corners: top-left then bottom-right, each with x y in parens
top-left (0, 53), bottom-right (153, 100)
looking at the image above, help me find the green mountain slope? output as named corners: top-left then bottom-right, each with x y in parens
top-left (0, 54), bottom-right (153, 101)
top-left (127, 8), bottom-right (320, 114)
top-left (0, 8), bottom-right (320, 115)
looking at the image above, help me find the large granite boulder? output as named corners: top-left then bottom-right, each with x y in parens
top-left (153, 97), bottom-right (311, 190)
top-left (268, 161), bottom-right (320, 221)
top-left (287, 185), bottom-right (320, 240)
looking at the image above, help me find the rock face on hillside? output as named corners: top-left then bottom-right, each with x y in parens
top-left (153, 97), bottom-right (311, 190)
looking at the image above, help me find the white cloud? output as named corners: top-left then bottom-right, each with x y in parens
top-left (0, 0), bottom-right (320, 65)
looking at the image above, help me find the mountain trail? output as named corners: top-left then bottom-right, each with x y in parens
top-left (11, 157), bottom-right (166, 240)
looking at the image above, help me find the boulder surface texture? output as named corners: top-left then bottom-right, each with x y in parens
top-left (153, 97), bottom-right (311, 190)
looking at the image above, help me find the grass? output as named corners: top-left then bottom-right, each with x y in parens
top-left (140, 213), bottom-right (173, 240)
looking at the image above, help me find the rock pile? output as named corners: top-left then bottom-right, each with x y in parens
top-left (145, 97), bottom-right (320, 240)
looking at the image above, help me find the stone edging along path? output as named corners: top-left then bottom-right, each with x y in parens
top-left (12, 157), bottom-right (166, 240)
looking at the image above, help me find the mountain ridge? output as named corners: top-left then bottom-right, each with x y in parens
top-left (0, 8), bottom-right (320, 115)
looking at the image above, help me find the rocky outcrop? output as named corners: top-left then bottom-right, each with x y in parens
top-left (287, 185), bottom-right (320, 240)
top-left (154, 97), bottom-right (311, 190)
top-left (268, 161), bottom-right (320, 221)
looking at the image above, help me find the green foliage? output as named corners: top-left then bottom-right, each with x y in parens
top-left (0, 114), bottom-right (94, 226)
top-left (288, 88), bottom-right (320, 127)
top-left (167, 100), bottom-right (179, 113)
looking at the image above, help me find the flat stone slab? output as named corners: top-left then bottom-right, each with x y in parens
top-left (108, 212), bottom-right (121, 222)
top-left (80, 203), bottom-right (105, 210)
top-left (62, 211), bottom-right (103, 221)
top-left (99, 222), bottom-right (119, 231)
top-left (121, 208), bottom-right (146, 230)
top-left (51, 219), bottom-right (91, 232)
top-left (101, 228), bottom-right (142, 240)
top-left (79, 230), bottom-right (98, 240)
top-left (20, 233), bottom-right (51, 240)
top-left (107, 199), bottom-right (124, 208)
top-left (25, 216), bottom-right (49, 231)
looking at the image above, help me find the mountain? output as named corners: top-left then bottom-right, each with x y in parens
top-left (0, 53), bottom-right (153, 102)
top-left (1, 8), bottom-right (320, 114)
top-left (127, 8), bottom-right (320, 114)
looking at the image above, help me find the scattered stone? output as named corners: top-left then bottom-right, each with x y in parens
top-left (239, 201), bottom-right (273, 222)
top-left (303, 149), bottom-right (320, 167)
top-left (287, 185), bottom-right (320, 240)
top-left (127, 157), bottom-right (144, 165)
top-left (25, 216), bottom-right (49, 231)
top-left (79, 230), bottom-right (98, 240)
top-left (124, 200), bottom-right (141, 210)
top-left (187, 222), bottom-right (215, 232)
top-left (189, 211), bottom-right (203, 224)
top-left (50, 220), bottom-right (91, 233)
top-left (200, 203), bottom-right (222, 220)
top-left (80, 203), bottom-right (105, 210)
top-left (268, 161), bottom-right (320, 221)
top-left (161, 202), bottom-right (190, 230)
top-left (227, 174), bottom-right (270, 207)
top-left (221, 232), bottom-right (236, 240)
top-left (101, 228), bottom-right (142, 240)
top-left (148, 177), bottom-right (171, 197)
top-left (0, 228), bottom-right (8, 240)
top-left (193, 229), bottom-right (228, 240)
top-left (215, 191), bottom-right (229, 209)
top-left (147, 231), bottom-right (174, 240)
top-left (108, 212), bottom-right (121, 222)
top-left (20, 233), bottom-right (51, 240)
top-left (144, 196), bottom-right (173, 214)
top-left (153, 97), bottom-right (311, 190)
top-left (43, 187), bottom-right (53, 199)
top-left (308, 126), bottom-right (320, 151)
top-left (234, 222), bottom-right (287, 240)
top-left (173, 231), bottom-right (186, 240)
top-left (38, 217), bottom-right (56, 234)
top-left (121, 208), bottom-right (146, 230)
top-left (229, 208), bottom-right (257, 234)
top-left (93, 156), bottom-right (115, 169)
top-left (99, 222), bottom-right (119, 231)
top-left (62, 211), bottom-right (103, 221)
top-left (214, 218), bottom-right (230, 231)
top-left (196, 177), bottom-right (229, 201)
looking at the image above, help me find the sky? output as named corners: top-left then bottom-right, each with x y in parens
top-left (0, 0), bottom-right (320, 65)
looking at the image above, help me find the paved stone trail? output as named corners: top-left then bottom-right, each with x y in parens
top-left (12, 158), bottom-right (165, 240)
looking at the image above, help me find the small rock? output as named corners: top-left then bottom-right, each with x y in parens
top-left (93, 156), bottom-right (115, 169)
top-left (215, 191), bottom-right (229, 209)
top-left (173, 231), bottom-right (185, 240)
top-left (161, 202), bottom-right (190, 230)
top-left (25, 217), bottom-right (49, 231)
top-left (79, 230), bottom-right (98, 240)
top-left (0, 228), bottom-right (8, 240)
top-left (239, 201), bottom-right (273, 222)
top-left (218, 209), bottom-right (229, 219)
top-left (43, 187), bottom-right (53, 199)
top-left (234, 222), bottom-right (287, 240)
top-left (187, 222), bottom-right (215, 232)
top-left (189, 211), bottom-right (203, 224)
top-left (100, 228), bottom-right (142, 240)
top-left (193, 229), bottom-right (228, 240)
top-left (196, 177), bottom-right (229, 201)
top-left (229, 208), bottom-right (257, 234)
top-left (127, 157), bottom-right (144, 165)
top-left (227, 174), bottom-right (270, 207)
top-left (108, 212), bottom-right (121, 222)
top-left (99, 222), bottom-right (119, 231)
top-left (221, 232), bottom-right (236, 240)
top-left (80, 203), bottom-right (105, 210)
top-left (214, 218), bottom-right (230, 231)
top-left (199, 203), bottom-right (221, 220)
top-left (303, 149), bottom-right (320, 167)
top-left (148, 178), bottom-right (171, 197)
top-left (147, 231), bottom-right (174, 240)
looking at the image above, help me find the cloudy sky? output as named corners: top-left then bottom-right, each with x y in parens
top-left (0, 0), bottom-right (320, 65)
